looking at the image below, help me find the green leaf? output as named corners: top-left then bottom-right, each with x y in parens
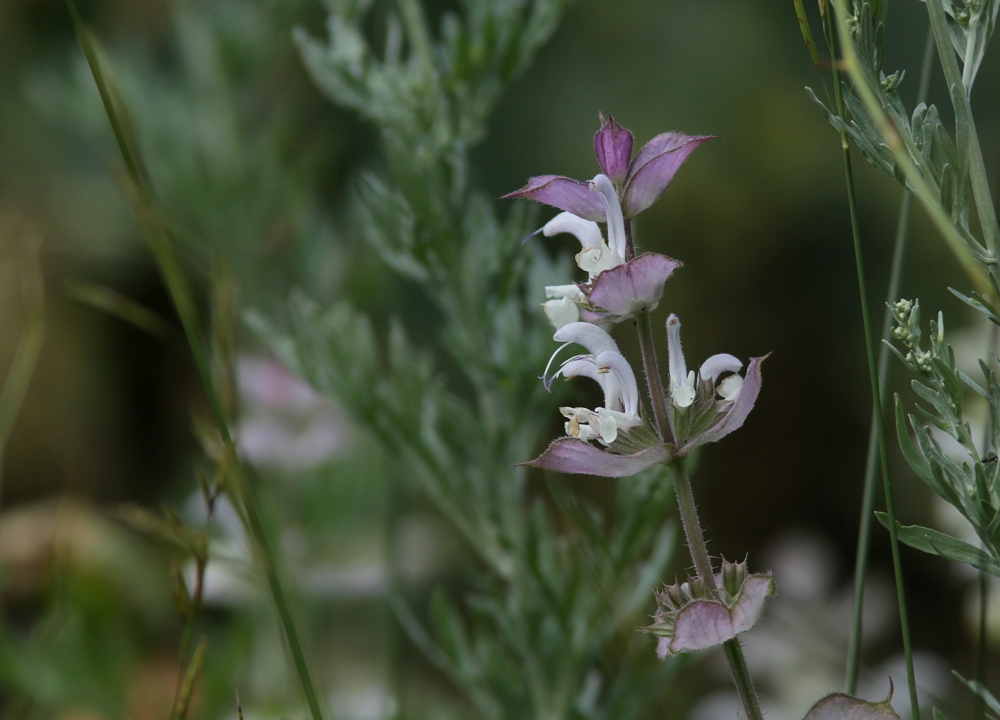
top-left (875, 514), bottom-right (1000, 576)
top-left (954, 672), bottom-right (1000, 719)
top-left (793, 0), bottom-right (820, 66)
top-left (895, 396), bottom-right (935, 483)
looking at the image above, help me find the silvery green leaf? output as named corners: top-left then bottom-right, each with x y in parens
top-left (948, 288), bottom-right (1000, 325)
top-left (948, 82), bottom-right (971, 177)
top-left (805, 86), bottom-right (833, 118)
top-left (940, 159), bottom-right (958, 219)
top-left (955, 672), bottom-right (1000, 719)
top-left (895, 398), bottom-right (945, 493)
top-left (931, 121), bottom-right (960, 181)
top-left (876, 515), bottom-right (1000, 576)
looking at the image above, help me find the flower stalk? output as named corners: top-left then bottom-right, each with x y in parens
top-left (844, 24), bottom-right (936, 696)
top-left (826, 7), bottom-right (919, 712)
top-left (67, 7), bottom-right (327, 718)
top-left (672, 456), bottom-right (763, 720)
top-left (636, 307), bottom-right (671, 443)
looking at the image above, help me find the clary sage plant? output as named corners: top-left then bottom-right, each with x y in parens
top-left (505, 116), bottom-right (772, 720)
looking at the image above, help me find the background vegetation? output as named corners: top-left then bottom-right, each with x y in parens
top-left (1, 0), bottom-right (999, 717)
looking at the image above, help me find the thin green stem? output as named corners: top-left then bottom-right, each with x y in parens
top-left (844, 25), bottom-right (935, 695)
top-left (972, 321), bottom-right (998, 720)
top-left (66, 6), bottom-right (327, 719)
top-left (170, 562), bottom-right (201, 720)
top-left (672, 459), bottom-right (715, 586)
top-left (630, 222), bottom-right (672, 444)
top-left (623, 211), bottom-right (637, 261)
top-left (722, 640), bottom-right (761, 720)
top-left (673, 459), bottom-right (763, 720)
top-left (973, 564), bottom-right (989, 720)
top-left (0, 233), bottom-right (45, 507)
top-left (829, 10), bottom-right (919, 713)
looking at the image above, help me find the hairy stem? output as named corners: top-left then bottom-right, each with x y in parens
top-left (624, 210), bottom-right (637, 261)
top-left (636, 312), bottom-right (671, 444)
top-left (674, 459), bottom-right (763, 720)
top-left (828, 8), bottom-right (919, 713)
top-left (844, 25), bottom-right (935, 695)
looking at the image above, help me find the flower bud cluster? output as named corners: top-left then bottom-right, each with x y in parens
top-left (889, 298), bottom-right (934, 375)
top-left (646, 558), bottom-right (774, 658)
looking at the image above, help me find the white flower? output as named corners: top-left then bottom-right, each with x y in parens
top-left (542, 284), bottom-right (585, 329)
top-left (544, 322), bottom-right (643, 444)
top-left (666, 314), bottom-right (744, 409)
top-left (541, 173), bottom-right (627, 282)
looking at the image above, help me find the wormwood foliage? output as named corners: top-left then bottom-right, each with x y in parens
top-left (807, 0), bottom-right (1000, 578)
top-left (800, 0), bottom-right (1000, 713)
top-left (883, 299), bottom-right (1000, 575)
top-left (250, 1), bottom-right (681, 717)
top-left (809, 0), bottom-right (1000, 289)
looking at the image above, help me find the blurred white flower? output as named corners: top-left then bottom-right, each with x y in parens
top-left (236, 355), bottom-right (349, 470)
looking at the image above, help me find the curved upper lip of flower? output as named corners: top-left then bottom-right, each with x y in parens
top-left (542, 323), bottom-right (639, 417)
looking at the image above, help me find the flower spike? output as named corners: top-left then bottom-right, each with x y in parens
top-left (505, 118), bottom-right (712, 221)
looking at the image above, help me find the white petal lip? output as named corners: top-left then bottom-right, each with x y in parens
top-left (595, 350), bottom-right (639, 416)
top-left (716, 374), bottom-right (743, 400)
top-left (542, 297), bottom-right (580, 329)
top-left (553, 322), bottom-right (620, 356)
top-left (575, 243), bottom-right (623, 278)
top-left (672, 372), bottom-right (696, 408)
top-left (699, 353), bottom-right (742, 383)
top-left (560, 357), bottom-right (618, 410)
top-left (544, 284), bottom-right (585, 300)
top-left (589, 174), bottom-right (627, 260)
top-left (542, 211), bottom-right (604, 249)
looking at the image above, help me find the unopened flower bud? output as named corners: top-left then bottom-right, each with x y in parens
top-left (721, 559), bottom-right (746, 600)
